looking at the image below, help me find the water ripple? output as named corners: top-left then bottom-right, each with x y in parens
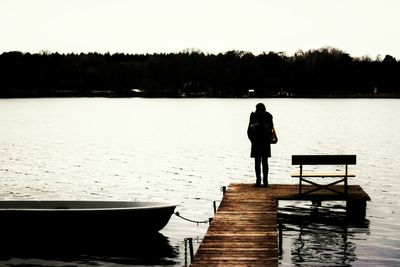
top-left (0, 98), bottom-right (399, 266)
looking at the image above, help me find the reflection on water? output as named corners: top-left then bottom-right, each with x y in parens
top-left (0, 98), bottom-right (399, 266)
top-left (0, 232), bottom-right (178, 266)
top-left (279, 202), bottom-right (370, 267)
top-left (292, 224), bottom-right (356, 267)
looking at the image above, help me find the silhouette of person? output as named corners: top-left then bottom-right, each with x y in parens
top-left (247, 103), bottom-right (274, 187)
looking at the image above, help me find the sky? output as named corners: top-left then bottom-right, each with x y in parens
top-left (1, 0), bottom-right (400, 58)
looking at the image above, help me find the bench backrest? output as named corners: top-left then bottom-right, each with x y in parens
top-left (292, 155), bottom-right (356, 165)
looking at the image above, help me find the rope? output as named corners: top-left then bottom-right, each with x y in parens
top-left (175, 211), bottom-right (209, 225)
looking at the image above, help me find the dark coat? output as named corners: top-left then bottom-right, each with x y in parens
top-left (247, 111), bottom-right (273, 158)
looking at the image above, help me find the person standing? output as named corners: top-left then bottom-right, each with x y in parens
top-left (247, 103), bottom-right (274, 187)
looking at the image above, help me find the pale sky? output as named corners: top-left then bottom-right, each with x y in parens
top-left (1, 0), bottom-right (400, 58)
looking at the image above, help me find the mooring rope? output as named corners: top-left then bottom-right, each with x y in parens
top-left (175, 211), bottom-right (209, 224)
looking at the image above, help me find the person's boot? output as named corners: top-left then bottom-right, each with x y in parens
top-left (255, 178), bottom-right (261, 187)
top-left (263, 178), bottom-right (268, 187)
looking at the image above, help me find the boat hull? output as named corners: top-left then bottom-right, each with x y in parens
top-left (0, 201), bottom-right (176, 238)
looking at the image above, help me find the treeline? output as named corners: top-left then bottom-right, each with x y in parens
top-left (0, 47), bottom-right (399, 98)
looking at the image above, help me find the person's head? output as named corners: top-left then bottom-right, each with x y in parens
top-left (255, 103), bottom-right (266, 113)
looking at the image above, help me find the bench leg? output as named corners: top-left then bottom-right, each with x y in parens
top-left (299, 178), bottom-right (346, 196)
top-left (299, 178), bottom-right (302, 195)
top-left (299, 165), bottom-right (303, 195)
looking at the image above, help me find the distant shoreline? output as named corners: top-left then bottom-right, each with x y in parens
top-left (1, 93), bottom-right (399, 99)
top-left (1, 49), bottom-right (399, 99)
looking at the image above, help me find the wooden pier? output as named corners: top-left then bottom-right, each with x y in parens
top-left (190, 183), bottom-right (370, 266)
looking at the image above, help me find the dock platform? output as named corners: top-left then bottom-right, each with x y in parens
top-left (190, 183), bottom-right (370, 266)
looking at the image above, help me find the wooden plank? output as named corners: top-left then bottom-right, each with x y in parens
top-left (190, 183), bottom-right (370, 266)
top-left (191, 183), bottom-right (279, 267)
top-left (267, 184), bottom-right (371, 201)
top-left (291, 172), bottom-right (356, 177)
top-left (292, 154), bottom-right (356, 165)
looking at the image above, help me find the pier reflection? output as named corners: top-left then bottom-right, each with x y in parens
top-left (278, 202), bottom-right (370, 267)
top-left (0, 232), bottom-right (178, 266)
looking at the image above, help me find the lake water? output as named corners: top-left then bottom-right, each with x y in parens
top-left (0, 98), bottom-right (399, 266)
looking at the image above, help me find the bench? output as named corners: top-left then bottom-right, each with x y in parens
top-left (291, 155), bottom-right (356, 197)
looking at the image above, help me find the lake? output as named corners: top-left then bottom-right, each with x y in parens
top-left (0, 98), bottom-right (399, 266)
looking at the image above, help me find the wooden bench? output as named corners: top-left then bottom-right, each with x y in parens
top-left (291, 155), bottom-right (356, 197)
